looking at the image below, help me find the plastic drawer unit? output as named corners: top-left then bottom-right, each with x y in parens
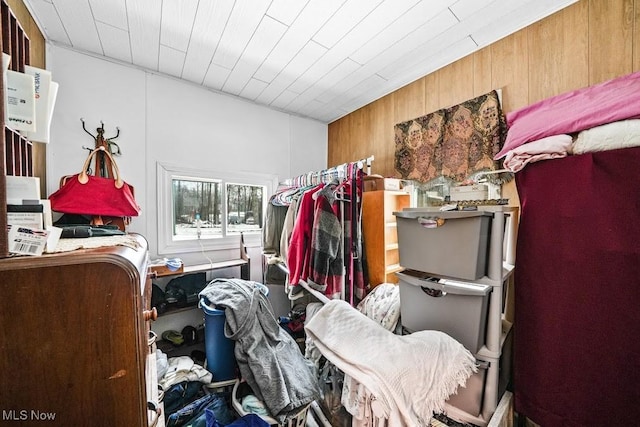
top-left (396, 270), bottom-right (492, 353)
top-left (393, 209), bottom-right (493, 280)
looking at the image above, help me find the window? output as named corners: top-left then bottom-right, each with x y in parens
top-left (157, 163), bottom-right (277, 255)
top-left (225, 183), bottom-right (264, 233)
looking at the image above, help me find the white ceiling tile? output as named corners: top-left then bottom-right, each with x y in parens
top-left (350, 0), bottom-right (454, 64)
top-left (449, 0), bottom-right (497, 21)
top-left (292, 58), bottom-right (361, 109)
top-left (24, 0), bottom-right (71, 45)
top-left (312, 58), bottom-right (362, 99)
top-left (126, 0), bottom-right (162, 71)
top-left (161, 0), bottom-right (198, 52)
top-left (270, 89), bottom-right (299, 109)
top-left (222, 16), bottom-right (287, 95)
top-left (89, 0), bottom-right (127, 30)
top-left (252, 32), bottom-right (302, 83)
top-left (315, 106), bottom-right (349, 123)
top-left (286, 48), bottom-right (345, 94)
top-left (312, 0), bottom-right (383, 49)
top-left (159, 45), bottom-right (186, 78)
top-left (202, 63), bottom-right (233, 91)
top-left (471, 0), bottom-right (579, 47)
top-left (240, 78), bottom-right (269, 100)
top-left (296, 99), bottom-right (328, 116)
top-left (181, 0), bottom-right (234, 84)
top-left (385, 36), bottom-right (479, 91)
top-left (212, 0), bottom-right (272, 70)
top-left (359, 9), bottom-right (460, 81)
top-left (285, 0), bottom-right (423, 94)
top-left (267, 0), bottom-right (309, 26)
top-left (376, 10), bottom-right (484, 80)
top-left (273, 41), bottom-right (327, 93)
top-left (315, 67), bottom-right (372, 104)
top-left (334, 0), bottom-right (423, 55)
top-left (96, 21), bottom-right (131, 63)
top-left (285, 90), bottom-right (316, 113)
top-left (253, 0), bottom-right (346, 83)
top-left (254, 79), bottom-right (290, 106)
top-left (25, 0), bottom-right (579, 123)
top-left (50, 0), bottom-right (102, 53)
top-left (326, 74), bottom-right (388, 114)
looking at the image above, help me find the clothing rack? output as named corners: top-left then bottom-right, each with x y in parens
top-left (274, 155), bottom-right (374, 305)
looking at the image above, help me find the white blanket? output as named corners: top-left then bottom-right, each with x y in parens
top-left (304, 300), bottom-right (477, 426)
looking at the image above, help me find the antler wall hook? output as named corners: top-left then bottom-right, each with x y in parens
top-left (80, 118), bottom-right (122, 178)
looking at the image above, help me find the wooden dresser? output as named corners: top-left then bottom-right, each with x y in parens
top-left (0, 234), bottom-right (163, 426)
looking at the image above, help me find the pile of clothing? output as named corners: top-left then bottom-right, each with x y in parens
top-left (157, 352), bottom-right (270, 427)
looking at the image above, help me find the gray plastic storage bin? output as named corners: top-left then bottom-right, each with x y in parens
top-left (446, 359), bottom-right (489, 416)
top-left (394, 209), bottom-right (493, 280)
top-left (397, 270), bottom-right (492, 353)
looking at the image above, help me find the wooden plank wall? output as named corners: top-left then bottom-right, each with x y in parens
top-left (327, 0), bottom-right (638, 203)
top-left (6, 0), bottom-right (46, 193)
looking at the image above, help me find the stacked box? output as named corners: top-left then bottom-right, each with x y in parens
top-left (396, 270), bottom-right (491, 353)
top-left (394, 209), bottom-right (492, 280)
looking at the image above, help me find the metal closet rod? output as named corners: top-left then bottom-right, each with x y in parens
top-left (284, 155), bottom-right (374, 187)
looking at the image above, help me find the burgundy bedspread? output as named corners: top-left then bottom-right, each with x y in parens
top-left (514, 147), bottom-right (640, 426)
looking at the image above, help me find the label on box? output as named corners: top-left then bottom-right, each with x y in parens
top-left (7, 211), bottom-right (44, 229)
top-left (450, 184), bottom-right (488, 201)
top-left (8, 225), bottom-right (49, 256)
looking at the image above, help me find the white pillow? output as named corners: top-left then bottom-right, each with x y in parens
top-left (572, 119), bottom-right (640, 154)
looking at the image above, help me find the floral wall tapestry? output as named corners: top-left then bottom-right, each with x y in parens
top-left (394, 90), bottom-right (507, 183)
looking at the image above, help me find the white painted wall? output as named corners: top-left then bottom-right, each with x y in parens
top-left (45, 45), bottom-right (328, 260)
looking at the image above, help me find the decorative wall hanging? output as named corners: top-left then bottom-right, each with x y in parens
top-left (394, 90), bottom-right (507, 184)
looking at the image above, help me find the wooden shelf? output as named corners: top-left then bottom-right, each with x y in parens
top-left (385, 264), bottom-right (403, 274)
top-left (385, 243), bottom-right (399, 251)
top-left (150, 233), bottom-right (251, 318)
top-left (183, 259), bottom-right (248, 274)
top-left (362, 190), bottom-right (411, 287)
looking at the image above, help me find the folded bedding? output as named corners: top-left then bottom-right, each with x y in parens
top-left (496, 70), bottom-right (640, 159)
top-left (572, 119), bottom-right (640, 154)
top-left (503, 134), bottom-right (573, 172)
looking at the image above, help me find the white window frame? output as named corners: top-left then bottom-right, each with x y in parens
top-left (157, 162), bottom-right (278, 255)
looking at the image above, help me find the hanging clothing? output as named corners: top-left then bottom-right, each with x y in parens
top-left (342, 171), bottom-right (366, 304)
top-left (286, 184), bottom-right (324, 288)
top-left (279, 192), bottom-right (301, 262)
top-left (262, 195), bottom-right (288, 256)
top-left (281, 160), bottom-right (368, 304)
top-left (307, 184), bottom-right (344, 298)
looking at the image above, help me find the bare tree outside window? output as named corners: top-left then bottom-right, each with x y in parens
top-left (226, 183), bottom-right (264, 233)
top-left (171, 179), bottom-right (264, 238)
top-left (172, 178), bottom-right (222, 238)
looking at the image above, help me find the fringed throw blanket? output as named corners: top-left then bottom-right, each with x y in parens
top-left (395, 90), bottom-right (507, 183)
top-left (304, 300), bottom-right (477, 426)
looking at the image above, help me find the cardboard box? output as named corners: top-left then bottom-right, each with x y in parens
top-left (450, 184), bottom-right (488, 201)
top-left (364, 175), bottom-right (403, 192)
